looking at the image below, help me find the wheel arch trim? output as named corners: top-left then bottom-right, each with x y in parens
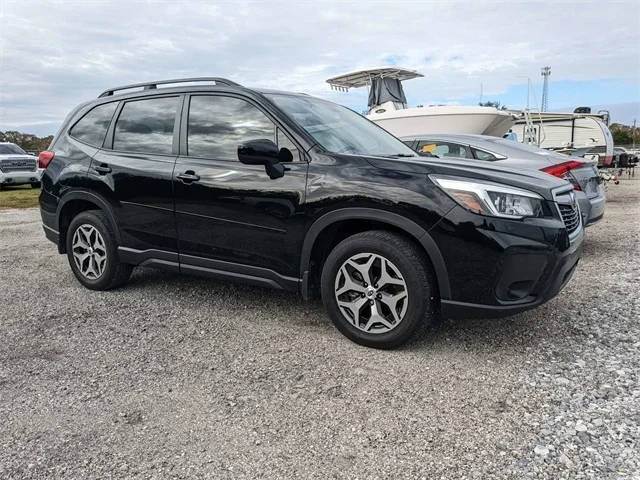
top-left (299, 208), bottom-right (451, 300)
top-left (56, 190), bottom-right (121, 246)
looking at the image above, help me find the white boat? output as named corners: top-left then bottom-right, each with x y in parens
top-left (326, 67), bottom-right (515, 137)
top-left (509, 110), bottom-right (615, 166)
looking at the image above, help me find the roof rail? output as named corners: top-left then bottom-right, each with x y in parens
top-left (98, 77), bottom-right (242, 98)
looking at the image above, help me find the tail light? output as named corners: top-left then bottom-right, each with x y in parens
top-left (38, 151), bottom-right (55, 169)
top-left (541, 160), bottom-right (584, 191)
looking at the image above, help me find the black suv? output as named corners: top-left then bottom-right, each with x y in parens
top-left (39, 77), bottom-right (583, 348)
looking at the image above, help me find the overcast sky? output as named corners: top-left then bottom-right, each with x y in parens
top-left (1, 0), bottom-right (639, 136)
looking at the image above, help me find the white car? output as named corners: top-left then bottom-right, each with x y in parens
top-left (0, 142), bottom-right (42, 188)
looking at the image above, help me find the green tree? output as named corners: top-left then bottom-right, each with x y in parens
top-left (609, 123), bottom-right (636, 146)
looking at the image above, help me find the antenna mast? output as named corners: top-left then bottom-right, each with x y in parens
top-left (540, 66), bottom-right (551, 112)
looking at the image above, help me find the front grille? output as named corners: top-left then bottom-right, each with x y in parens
top-left (558, 203), bottom-right (580, 234)
top-left (0, 158), bottom-right (37, 173)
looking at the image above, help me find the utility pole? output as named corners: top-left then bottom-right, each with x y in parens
top-left (541, 66), bottom-right (551, 112)
top-left (634, 119), bottom-right (637, 149)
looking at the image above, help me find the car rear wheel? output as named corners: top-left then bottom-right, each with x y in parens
top-left (66, 210), bottom-right (132, 290)
top-left (321, 230), bottom-right (435, 349)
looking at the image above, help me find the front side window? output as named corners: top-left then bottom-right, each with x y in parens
top-left (70, 102), bottom-right (117, 147)
top-left (188, 95), bottom-right (275, 160)
top-left (277, 128), bottom-right (300, 162)
top-left (113, 97), bottom-right (178, 154)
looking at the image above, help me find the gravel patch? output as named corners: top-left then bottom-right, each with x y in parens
top-left (0, 180), bottom-right (638, 479)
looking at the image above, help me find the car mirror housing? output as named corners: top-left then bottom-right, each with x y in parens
top-left (238, 139), bottom-right (280, 166)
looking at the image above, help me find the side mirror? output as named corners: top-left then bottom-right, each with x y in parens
top-left (238, 139), bottom-right (280, 166)
top-left (238, 139), bottom-right (289, 179)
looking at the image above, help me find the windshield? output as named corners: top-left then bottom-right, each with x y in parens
top-left (0, 143), bottom-right (27, 155)
top-left (266, 93), bottom-right (417, 157)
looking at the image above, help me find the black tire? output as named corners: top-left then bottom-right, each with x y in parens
top-left (66, 210), bottom-right (132, 290)
top-left (321, 230), bottom-right (435, 349)
top-left (31, 182), bottom-right (41, 189)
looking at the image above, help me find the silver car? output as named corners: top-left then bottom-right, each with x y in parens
top-left (401, 134), bottom-right (605, 226)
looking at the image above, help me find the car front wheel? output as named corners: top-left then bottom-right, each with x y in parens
top-left (321, 230), bottom-right (436, 349)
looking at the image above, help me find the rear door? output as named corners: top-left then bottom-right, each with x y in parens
top-left (173, 93), bottom-right (308, 280)
top-left (91, 95), bottom-right (181, 254)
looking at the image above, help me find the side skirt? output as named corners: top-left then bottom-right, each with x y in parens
top-left (117, 247), bottom-right (300, 292)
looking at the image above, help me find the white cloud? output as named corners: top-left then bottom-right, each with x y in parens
top-left (1, 0), bottom-right (638, 134)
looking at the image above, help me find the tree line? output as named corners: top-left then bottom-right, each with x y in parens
top-left (1, 131), bottom-right (53, 153)
top-left (609, 123), bottom-right (638, 146)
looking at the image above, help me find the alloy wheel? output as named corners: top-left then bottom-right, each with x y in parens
top-left (71, 224), bottom-right (107, 279)
top-left (334, 252), bottom-right (409, 334)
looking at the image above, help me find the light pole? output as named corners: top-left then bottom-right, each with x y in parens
top-left (541, 66), bottom-right (551, 112)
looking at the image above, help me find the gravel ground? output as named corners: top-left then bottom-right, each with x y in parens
top-left (1, 180), bottom-right (638, 479)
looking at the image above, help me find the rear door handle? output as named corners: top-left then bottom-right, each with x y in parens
top-left (177, 171), bottom-right (200, 183)
top-left (94, 164), bottom-right (112, 175)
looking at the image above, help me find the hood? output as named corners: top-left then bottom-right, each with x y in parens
top-left (365, 155), bottom-right (571, 200)
top-left (0, 153), bottom-right (37, 161)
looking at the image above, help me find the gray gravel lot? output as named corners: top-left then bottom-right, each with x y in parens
top-left (1, 180), bottom-right (638, 479)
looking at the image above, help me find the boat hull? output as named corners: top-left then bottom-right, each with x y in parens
top-left (369, 110), bottom-right (514, 137)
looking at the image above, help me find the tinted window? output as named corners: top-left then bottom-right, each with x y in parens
top-left (471, 148), bottom-right (498, 161)
top-left (417, 141), bottom-right (468, 158)
top-left (188, 96), bottom-right (275, 160)
top-left (113, 97), bottom-right (178, 154)
top-left (277, 128), bottom-right (300, 162)
top-left (70, 102), bottom-right (117, 147)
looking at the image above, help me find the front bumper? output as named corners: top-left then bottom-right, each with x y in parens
top-left (432, 204), bottom-right (584, 319)
top-left (440, 232), bottom-right (581, 318)
top-left (0, 170), bottom-right (41, 185)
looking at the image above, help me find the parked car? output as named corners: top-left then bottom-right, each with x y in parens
top-left (401, 134), bottom-right (605, 227)
top-left (39, 78), bottom-right (583, 349)
top-left (0, 142), bottom-right (42, 189)
top-left (613, 147), bottom-right (638, 168)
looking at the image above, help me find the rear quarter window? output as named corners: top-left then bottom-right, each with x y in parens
top-left (69, 102), bottom-right (118, 147)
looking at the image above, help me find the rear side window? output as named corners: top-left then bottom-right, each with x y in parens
top-left (113, 97), bottom-right (178, 154)
top-left (471, 147), bottom-right (498, 161)
top-left (69, 102), bottom-right (117, 147)
top-left (187, 95), bottom-right (275, 160)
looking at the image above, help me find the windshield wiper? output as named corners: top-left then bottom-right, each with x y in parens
top-left (378, 153), bottom-right (416, 158)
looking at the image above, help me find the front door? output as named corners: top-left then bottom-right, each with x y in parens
top-left (173, 94), bottom-right (308, 281)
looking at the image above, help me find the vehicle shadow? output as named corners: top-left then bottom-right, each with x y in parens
top-left (125, 266), bottom-right (562, 354)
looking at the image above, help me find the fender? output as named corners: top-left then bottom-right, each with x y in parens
top-left (56, 189), bottom-right (122, 245)
top-left (299, 207), bottom-right (451, 300)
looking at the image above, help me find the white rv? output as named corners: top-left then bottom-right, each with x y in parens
top-left (509, 111), bottom-right (614, 166)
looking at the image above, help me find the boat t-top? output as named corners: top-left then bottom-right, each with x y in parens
top-left (326, 67), bottom-right (515, 137)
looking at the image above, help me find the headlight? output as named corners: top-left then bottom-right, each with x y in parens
top-left (431, 176), bottom-right (545, 219)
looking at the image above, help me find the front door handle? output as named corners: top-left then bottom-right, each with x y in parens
top-left (94, 163), bottom-right (112, 175)
top-left (177, 171), bottom-right (200, 183)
